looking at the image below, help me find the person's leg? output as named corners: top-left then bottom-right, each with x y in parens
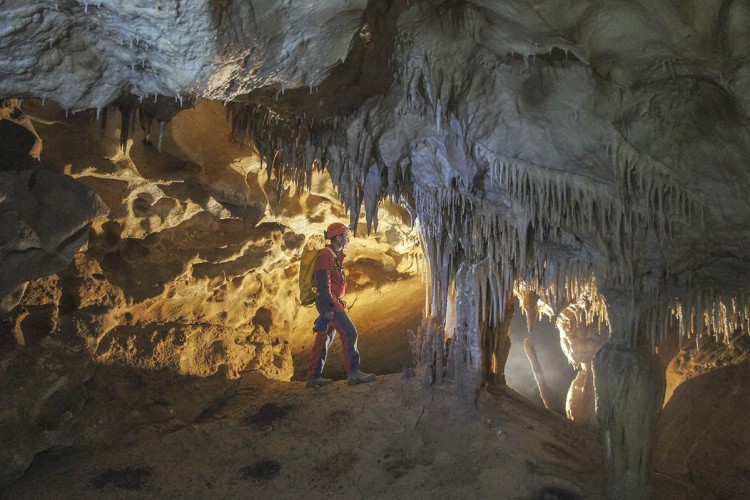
top-left (306, 329), bottom-right (337, 380)
top-left (332, 310), bottom-right (374, 385)
top-left (331, 309), bottom-right (360, 374)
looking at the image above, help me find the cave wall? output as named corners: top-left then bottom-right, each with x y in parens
top-left (6, 98), bottom-right (422, 377)
top-left (0, 100), bottom-right (107, 300)
top-left (2, 1), bottom-right (750, 496)
top-left (657, 353), bottom-right (750, 497)
top-left (0, 98), bottom-right (423, 486)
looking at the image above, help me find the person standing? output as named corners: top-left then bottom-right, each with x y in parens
top-left (306, 222), bottom-right (376, 388)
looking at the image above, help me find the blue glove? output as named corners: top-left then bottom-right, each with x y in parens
top-left (313, 314), bottom-right (330, 333)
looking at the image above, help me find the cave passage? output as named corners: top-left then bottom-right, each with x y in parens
top-left (3, 1), bottom-right (750, 496)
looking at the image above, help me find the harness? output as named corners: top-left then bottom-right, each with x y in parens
top-left (323, 247), bottom-right (346, 305)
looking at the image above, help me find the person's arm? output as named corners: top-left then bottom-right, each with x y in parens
top-left (314, 249), bottom-right (335, 316)
top-left (315, 268), bottom-right (334, 316)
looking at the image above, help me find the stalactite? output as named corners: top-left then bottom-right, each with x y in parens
top-left (157, 121), bottom-right (165, 153)
top-left (225, 101), bottom-right (336, 204)
top-left (610, 130), bottom-right (702, 233)
top-left (364, 164), bottom-right (383, 234)
top-left (523, 338), bottom-right (554, 410)
top-left (118, 102), bottom-right (134, 151)
top-left (99, 106), bottom-right (108, 139)
top-left (670, 291), bottom-right (749, 347)
top-left (95, 93), bottom-right (191, 153)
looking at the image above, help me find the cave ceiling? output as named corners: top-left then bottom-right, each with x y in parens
top-left (2, 0), bottom-right (750, 343)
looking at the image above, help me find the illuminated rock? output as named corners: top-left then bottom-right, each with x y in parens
top-left (1, 1), bottom-right (750, 496)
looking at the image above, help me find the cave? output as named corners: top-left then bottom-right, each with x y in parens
top-left (1, 1), bottom-right (749, 498)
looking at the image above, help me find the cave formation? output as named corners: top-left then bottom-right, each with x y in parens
top-left (1, 1), bottom-right (750, 498)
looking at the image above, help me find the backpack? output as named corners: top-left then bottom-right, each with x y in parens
top-left (299, 242), bottom-right (337, 306)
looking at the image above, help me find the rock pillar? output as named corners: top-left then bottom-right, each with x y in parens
top-left (445, 262), bottom-right (482, 396)
top-left (593, 340), bottom-right (665, 499)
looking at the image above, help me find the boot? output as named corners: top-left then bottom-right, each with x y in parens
top-left (347, 370), bottom-right (375, 385)
top-left (306, 377), bottom-right (333, 388)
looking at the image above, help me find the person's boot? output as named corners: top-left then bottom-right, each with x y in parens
top-left (306, 377), bottom-right (333, 388)
top-left (347, 370), bottom-right (375, 385)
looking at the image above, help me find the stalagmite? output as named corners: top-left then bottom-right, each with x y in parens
top-left (555, 297), bottom-right (608, 426)
top-left (523, 338), bottom-right (553, 410)
top-left (566, 365), bottom-right (596, 426)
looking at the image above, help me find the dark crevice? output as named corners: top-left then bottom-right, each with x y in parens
top-left (0, 118), bottom-right (37, 171)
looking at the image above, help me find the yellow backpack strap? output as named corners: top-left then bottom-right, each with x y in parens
top-left (325, 247), bottom-right (342, 270)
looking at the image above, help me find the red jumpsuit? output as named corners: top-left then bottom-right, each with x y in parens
top-left (306, 245), bottom-right (361, 380)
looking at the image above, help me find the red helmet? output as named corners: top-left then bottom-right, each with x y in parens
top-left (325, 222), bottom-right (349, 239)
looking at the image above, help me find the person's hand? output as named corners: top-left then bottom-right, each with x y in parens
top-left (325, 311), bottom-right (334, 320)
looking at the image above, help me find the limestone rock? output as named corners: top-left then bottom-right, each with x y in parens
top-left (0, 101), bottom-right (107, 300)
top-left (664, 331), bottom-right (750, 403)
top-left (657, 356), bottom-right (750, 498)
top-left (0, 283), bottom-right (27, 314)
top-left (0, 168), bottom-right (107, 297)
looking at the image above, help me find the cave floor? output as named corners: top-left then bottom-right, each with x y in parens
top-left (6, 371), bottom-right (697, 499)
top-left (6, 372), bottom-right (605, 499)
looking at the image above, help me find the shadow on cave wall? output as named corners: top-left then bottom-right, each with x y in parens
top-left (0, 117), bottom-right (38, 170)
top-left (0, 337), bottom-right (240, 488)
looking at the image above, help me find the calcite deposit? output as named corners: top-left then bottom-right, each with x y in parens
top-left (2, 1), bottom-right (750, 497)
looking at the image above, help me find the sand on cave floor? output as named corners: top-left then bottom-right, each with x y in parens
top-left (6, 372), bottom-right (607, 500)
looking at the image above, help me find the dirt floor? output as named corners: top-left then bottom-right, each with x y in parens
top-left (5, 367), bottom-right (717, 500)
top-left (6, 371), bottom-right (607, 500)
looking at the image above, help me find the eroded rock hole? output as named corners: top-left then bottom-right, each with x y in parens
top-left (243, 402), bottom-right (293, 428)
top-left (89, 467), bottom-right (154, 491)
top-left (240, 460), bottom-right (281, 482)
top-left (252, 307), bottom-right (273, 333)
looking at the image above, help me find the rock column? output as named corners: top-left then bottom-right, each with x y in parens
top-left (593, 302), bottom-right (665, 499)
